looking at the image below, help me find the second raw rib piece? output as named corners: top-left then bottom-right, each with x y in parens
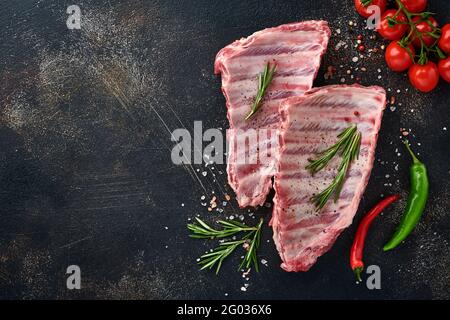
top-left (214, 21), bottom-right (331, 208)
top-left (272, 85), bottom-right (386, 272)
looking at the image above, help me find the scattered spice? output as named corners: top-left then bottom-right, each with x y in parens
top-left (390, 96), bottom-right (396, 105)
top-left (324, 65), bottom-right (336, 80)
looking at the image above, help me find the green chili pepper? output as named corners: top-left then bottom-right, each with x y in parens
top-left (383, 141), bottom-right (429, 251)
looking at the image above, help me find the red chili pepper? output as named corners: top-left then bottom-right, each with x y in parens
top-left (350, 195), bottom-right (401, 281)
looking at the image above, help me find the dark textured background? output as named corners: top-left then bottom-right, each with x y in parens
top-left (0, 0), bottom-right (449, 299)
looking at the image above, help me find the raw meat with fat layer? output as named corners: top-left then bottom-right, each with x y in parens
top-left (272, 85), bottom-right (386, 272)
top-left (214, 21), bottom-right (331, 208)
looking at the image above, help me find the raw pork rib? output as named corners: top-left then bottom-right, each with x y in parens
top-left (214, 21), bottom-right (331, 208)
top-left (272, 85), bottom-right (386, 272)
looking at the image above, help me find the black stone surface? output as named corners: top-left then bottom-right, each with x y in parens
top-left (0, 0), bottom-right (449, 299)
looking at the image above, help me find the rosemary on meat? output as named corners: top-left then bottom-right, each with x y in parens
top-left (188, 218), bottom-right (264, 274)
top-left (307, 125), bottom-right (362, 210)
top-left (306, 125), bottom-right (359, 175)
top-left (245, 62), bottom-right (277, 120)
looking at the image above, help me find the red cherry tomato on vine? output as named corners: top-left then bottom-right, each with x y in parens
top-left (411, 16), bottom-right (439, 48)
top-left (408, 62), bottom-right (439, 92)
top-left (438, 58), bottom-right (450, 83)
top-left (377, 9), bottom-right (408, 41)
top-left (354, 0), bottom-right (387, 18)
top-left (438, 24), bottom-right (450, 54)
top-left (385, 41), bottom-right (415, 72)
top-left (398, 0), bottom-right (427, 13)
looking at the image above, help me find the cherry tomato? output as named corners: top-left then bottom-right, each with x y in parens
top-left (354, 0), bottom-right (387, 18)
top-left (398, 0), bottom-right (427, 13)
top-left (438, 24), bottom-right (450, 54)
top-left (438, 57), bottom-right (450, 83)
top-left (408, 62), bottom-right (439, 92)
top-left (377, 10), bottom-right (408, 41)
top-left (385, 41), bottom-right (415, 72)
top-left (411, 16), bottom-right (439, 48)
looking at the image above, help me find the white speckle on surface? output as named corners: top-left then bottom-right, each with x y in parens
top-left (335, 40), bottom-right (346, 50)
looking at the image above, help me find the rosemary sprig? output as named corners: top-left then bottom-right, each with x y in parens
top-left (307, 125), bottom-right (362, 210)
top-left (187, 217), bottom-right (258, 239)
top-left (306, 125), bottom-right (358, 175)
top-left (245, 62), bottom-right (276, 120)
top-left (188, 218), bottom-right (264, 274)
top-left (239, 218), bottom-right (263, 272)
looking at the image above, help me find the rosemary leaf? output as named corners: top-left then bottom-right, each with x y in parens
top-left (307, 125), bottom-right (362, 210)
top-left (245, 62), bottom-right (276, 120)
top-left (188, 218), bottom-right (264, 274)
top-left (306, 125), bottom-right (357, 175)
